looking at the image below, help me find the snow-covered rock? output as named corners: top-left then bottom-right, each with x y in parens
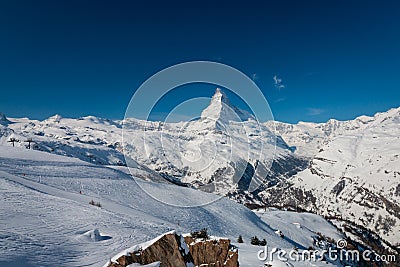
top-left (80, 229), bottom-right (112, 242)
top-left (106, 230), bottom-right (238, 267)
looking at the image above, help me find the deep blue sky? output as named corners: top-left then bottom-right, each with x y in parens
top-left (1, 0), bottom-right (399, 123)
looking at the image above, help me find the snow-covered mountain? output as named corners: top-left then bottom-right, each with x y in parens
top-left (0, 89), bottom-right (307, 202)
top-left (262, 107), bottom-right (400, 247)
top-left (264, 114), bottom-right (376, 158)
top-left (121, 89), bottom-right (306, 200)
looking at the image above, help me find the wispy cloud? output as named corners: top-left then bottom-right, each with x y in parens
top-left (273, 75), bottom-right (285, 90)
top-left (251, 73), bottom-right (260, 81)
top-left (307, 108), bottom-right (325, 116)
top-left (274, 97), bottom-right (286, 103)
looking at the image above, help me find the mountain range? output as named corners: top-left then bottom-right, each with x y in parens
top-left (0, 89), bottom-right (399, 251)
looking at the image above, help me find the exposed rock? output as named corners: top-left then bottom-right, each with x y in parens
top-left (106, 232), bottom-right (238, 267)
top-left (0, 112), bottom-right (11, 126)
top-left (184, 236), bottom-right (238, 267)
top-left (331, 180), bottom-right (345, 196)
top-left (107, 232), bottom-right (189, 267)
top-left (395, 184), bottom-right (400, 197)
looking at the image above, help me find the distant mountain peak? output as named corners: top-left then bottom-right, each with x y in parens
top-left (47, 114), bottom-right (63, 123)
top-left (0, 112), bottom-right (11, 126)
top-left (200, 88), bottom-right (254, 125)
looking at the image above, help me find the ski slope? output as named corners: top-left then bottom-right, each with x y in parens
top-left (0, 146), bottom-right (343, 267)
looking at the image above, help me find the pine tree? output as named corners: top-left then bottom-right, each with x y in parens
top-left (237, 235), bottom-right (244, 243)
top-left (250, 236), bottom-right (260, 245)
top-left (191, 228), bottom-right (208, 240)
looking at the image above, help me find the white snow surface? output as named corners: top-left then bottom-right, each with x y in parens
top-left (0, 147), bottom-right (343, 267)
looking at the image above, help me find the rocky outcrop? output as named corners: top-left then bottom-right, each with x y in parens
top-left (184, 236), bottom-right (238, 267)
top-left (106, 232), bottom-right (190, 267)
top-left (106, 231), bottom-right (238, 267)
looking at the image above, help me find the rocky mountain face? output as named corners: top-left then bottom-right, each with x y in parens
top-left (200, 88), bottom-right (254, 125)
top-left (0, 112), bottom-right (11, 126)
top-left (261, 107), bottom-right (400, 247)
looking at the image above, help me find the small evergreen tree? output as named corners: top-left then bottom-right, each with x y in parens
top-left (259, 238), bottom-right (267, 246)
top-left (237, 235), bottom-right (244, 243)
top-left (191, 228), bottom-right (208, 240)
top-left (89, 200), bottom-right (101, 207)
top-left (250, 236), bottom-right (260, 245)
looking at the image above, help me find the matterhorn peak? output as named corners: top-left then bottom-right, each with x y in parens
top-left (211, 88), bottom-right (230, 104)
top-left (200, 88), bottom-right (254, 125)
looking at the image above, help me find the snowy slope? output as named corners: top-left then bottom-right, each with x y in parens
top-left (0, 114), bottom-right (168, 183)
top-left (238, 209), bottom-right (344, 267)
top-left (262, 107), bottom-right (400, 246)
top-left (0, 146), bottom-right (343, 267)
top-left (3, 114), bottom-right (127, 165)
